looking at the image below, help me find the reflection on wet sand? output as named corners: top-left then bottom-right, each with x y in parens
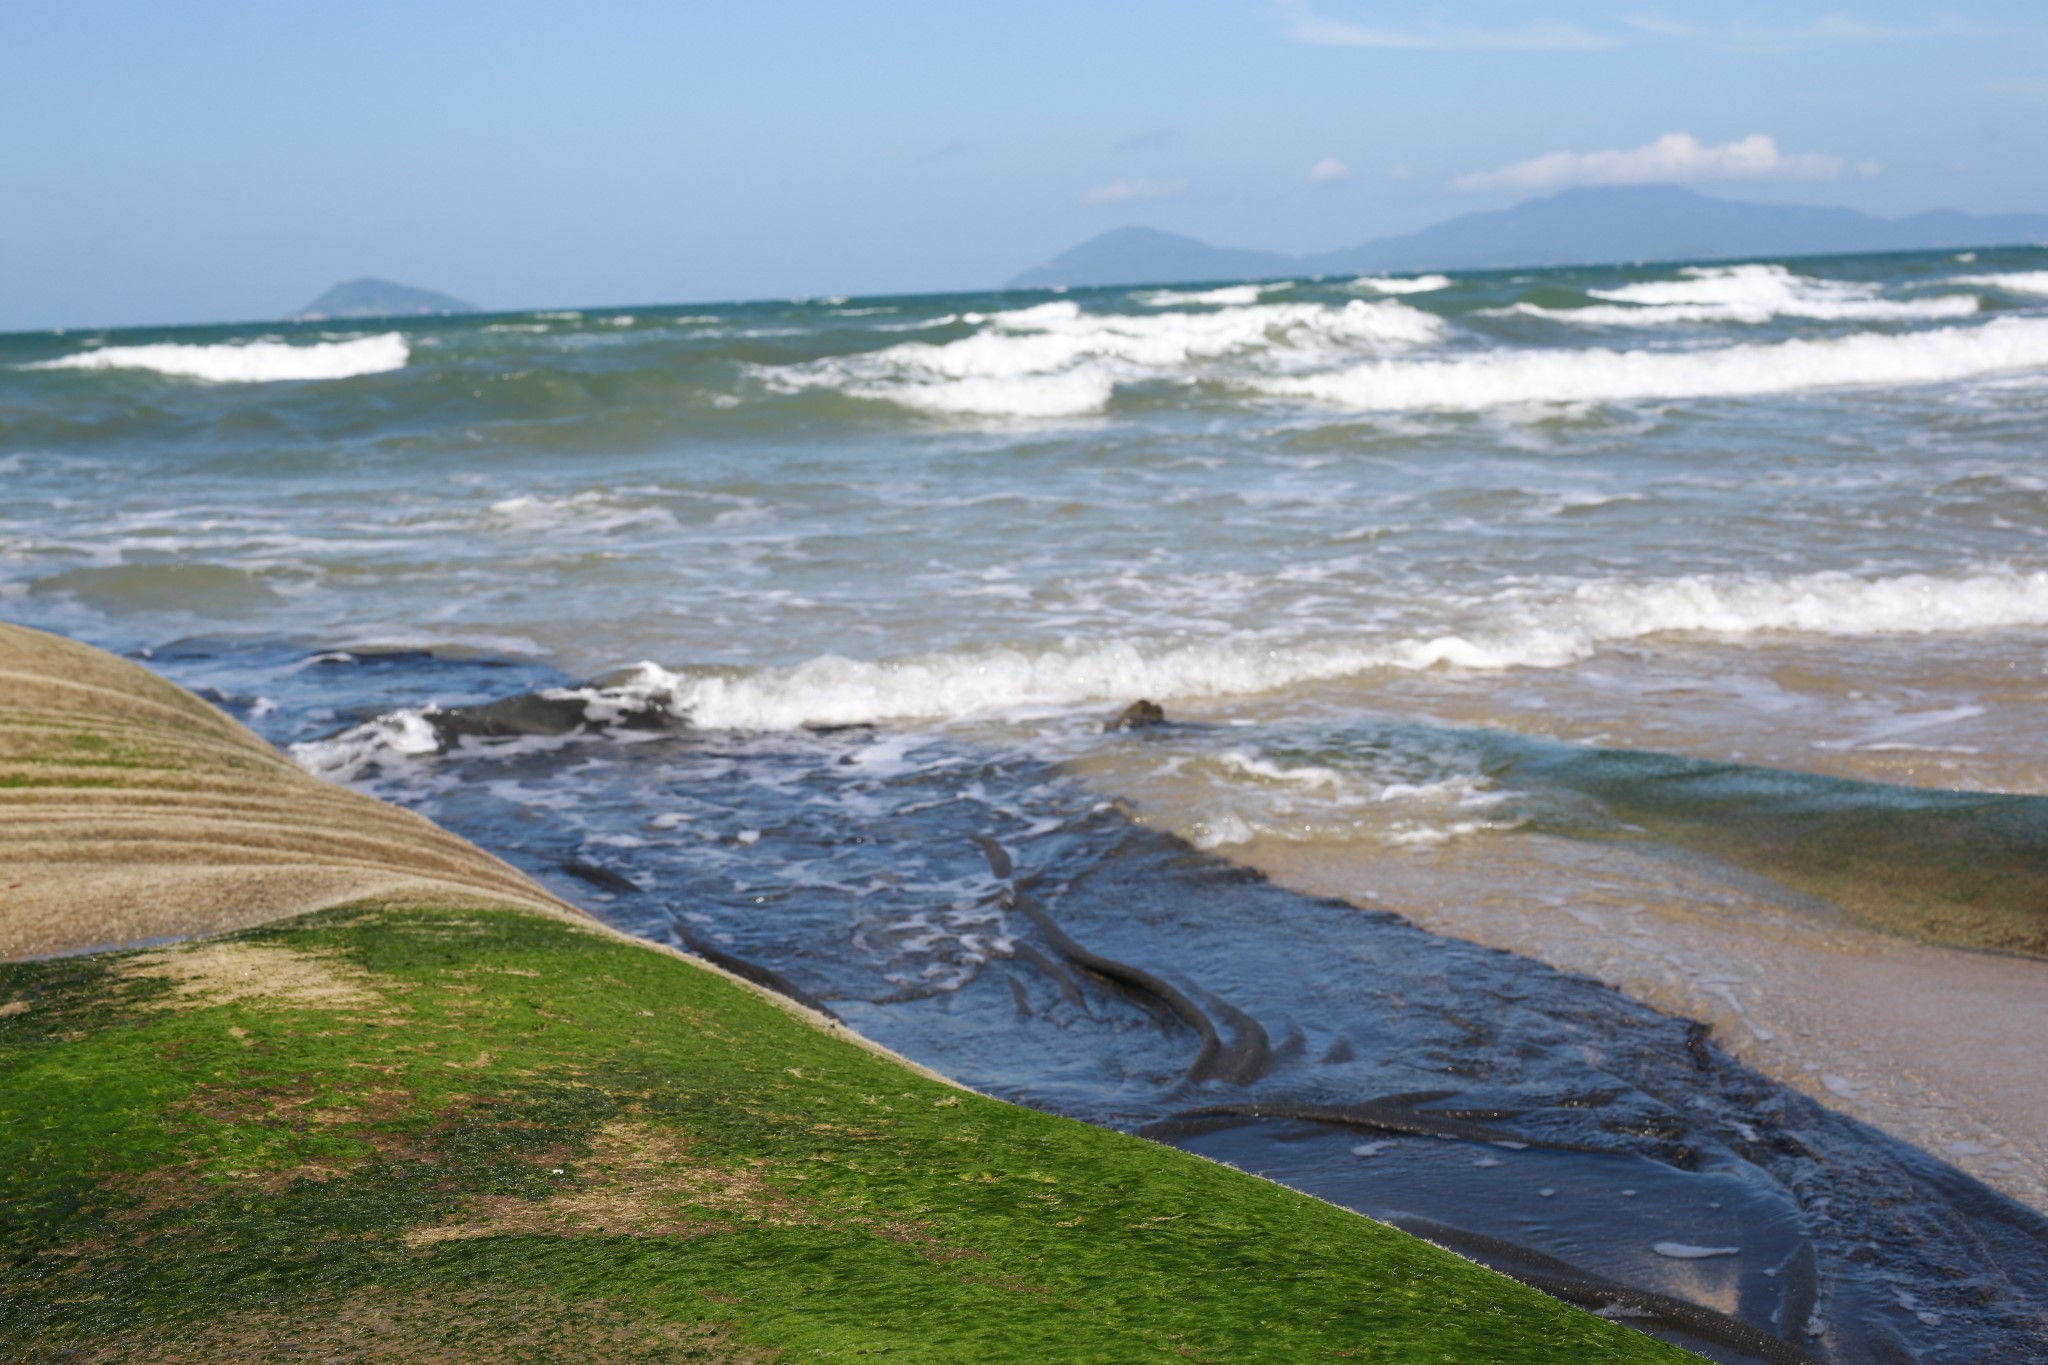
top-left (1239, 832), bottom-right (2048, 1215)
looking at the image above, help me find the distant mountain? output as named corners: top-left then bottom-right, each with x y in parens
top-left (1010, 228), bottom-right (1295, 293)
top-left (291, 278), bottom-right (478, 320)
top-left (1009, 187), bottom-right (2048, 289)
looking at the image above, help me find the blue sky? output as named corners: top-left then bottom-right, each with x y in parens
top-left (5, 1), bottom-right (2044, 329)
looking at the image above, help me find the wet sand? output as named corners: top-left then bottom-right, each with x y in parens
top-left (1238, 832), bottom-right (2048, 1214)
top-left (1062, 649), bottom-right (2048, 1216)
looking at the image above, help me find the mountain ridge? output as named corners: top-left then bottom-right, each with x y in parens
top-left (1009, 187), bottom-right (2048, 289)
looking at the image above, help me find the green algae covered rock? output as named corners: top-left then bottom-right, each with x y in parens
top-left (0, 903), bottom-right (1692, 1363)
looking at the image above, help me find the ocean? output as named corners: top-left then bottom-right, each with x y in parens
top-left (7, 249), bottom-right (2048, 1361)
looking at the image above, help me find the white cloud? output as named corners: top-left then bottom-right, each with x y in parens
top-left (1455, 133), bottom-right (1844, 192)
top-left (1083, 177), bottom-right (1188, 204)
top-left (1309, 157), bottom-right (1351, 183)
top-left (1279, 1), bottom-right (1615, 51)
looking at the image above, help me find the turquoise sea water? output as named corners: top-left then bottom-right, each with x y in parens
top-left (8, 249), bottom-right (2048, 1360)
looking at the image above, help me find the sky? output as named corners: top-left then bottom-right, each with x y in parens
top-left (4, 0), bottom-right (2045, 330)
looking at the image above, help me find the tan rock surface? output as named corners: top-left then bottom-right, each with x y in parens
top-left (0, 621), bottom-right (588, 959)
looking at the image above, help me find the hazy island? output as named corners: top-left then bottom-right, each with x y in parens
top-left (291, 277), bottom-right (479, 321)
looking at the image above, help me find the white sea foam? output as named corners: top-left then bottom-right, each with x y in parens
top-left (1172, 747), bottom-right (1517, 851)
top-left (874, 313), bottom-right (962, 333)
top-left (30, 333), bottom-right (408, 383)
top-left (293, 707), bottom-right (442, 777)
top-left (484, 491), bottom-right (680, 535)
top-left (777, 297), bottom-right (1446, 417)
top-left (1597, 264), bottom-right (1891, 307)
top-left (1549, 569), bottom-right (2048, 644)
top-left (1351, 274), bottom-right (1452, 294)
top-left (463, 567), bottom-right (2048, 733)
top-left (1499, 297), bottom-right (1976, 327)
top-left (781, 274), bottom-right (2042, 420)
top-left (1259, 316), bottom-right (2048, 411)
top-left (1491, 264), bottom-right (1976, 327)
top-left (1951, 270), bottom-right (2048, 295)
top-left (1131, 283), bottom-right (1292, 307)
top-left (278, 567), bottom-right (2048, 776)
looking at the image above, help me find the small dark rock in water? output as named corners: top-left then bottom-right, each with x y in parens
top-left (435, 692), bottom-right (591, 741)
top-left (559, 859), bottom-right (641, 895)
top-left (1107, 699), bottom-right (1167, 732)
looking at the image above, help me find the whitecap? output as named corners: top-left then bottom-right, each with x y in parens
top-left (774, 297), bottom-right (1446, 418)
top-left (1350, 274), bottom-right (1452, 294)
top-left (291, 707), bottom-right (442, 777)
top-left (279, 564), bottom-right (2048, 755)
top-left (1490, 264), bottom-right (1976, 326)
top-left (1258, 316), bottom-right (2048, 411)
top-left (1951, 270), bottom-right (2048, 295)
top-left (1131, 282), bottom-right (1292, 307)
top-left (508, 565), bottom-right (2048, 731)
top-left (29, 333), bottom-right (408, 383)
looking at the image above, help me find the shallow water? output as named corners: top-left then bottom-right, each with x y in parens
top-left (9, 248), bottom-right (2048, 1359)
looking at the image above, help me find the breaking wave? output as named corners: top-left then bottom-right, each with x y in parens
top-left (1351, 274), bottom-right (1453, 294)
top-left (769, 297), bottom-right (1445, 417)
top-left (1259, 315), bottom-right (2048, 411)
top-left (29, 333), bottom-right (409, 383)
top-left (1130, 283), bottom-right (1293, 307)
top-left (1491, 264), bottom-right (1977, 327)
top-left (290, 567), bottom-right (2048, 759)
top-left (1953, 270), bottom-right (2048, 295)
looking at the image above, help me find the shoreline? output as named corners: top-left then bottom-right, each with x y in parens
top-left (1220, 830), bottom-right (2048, 1214)
top-left (0, 620), bottom-right (1689, 1361)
